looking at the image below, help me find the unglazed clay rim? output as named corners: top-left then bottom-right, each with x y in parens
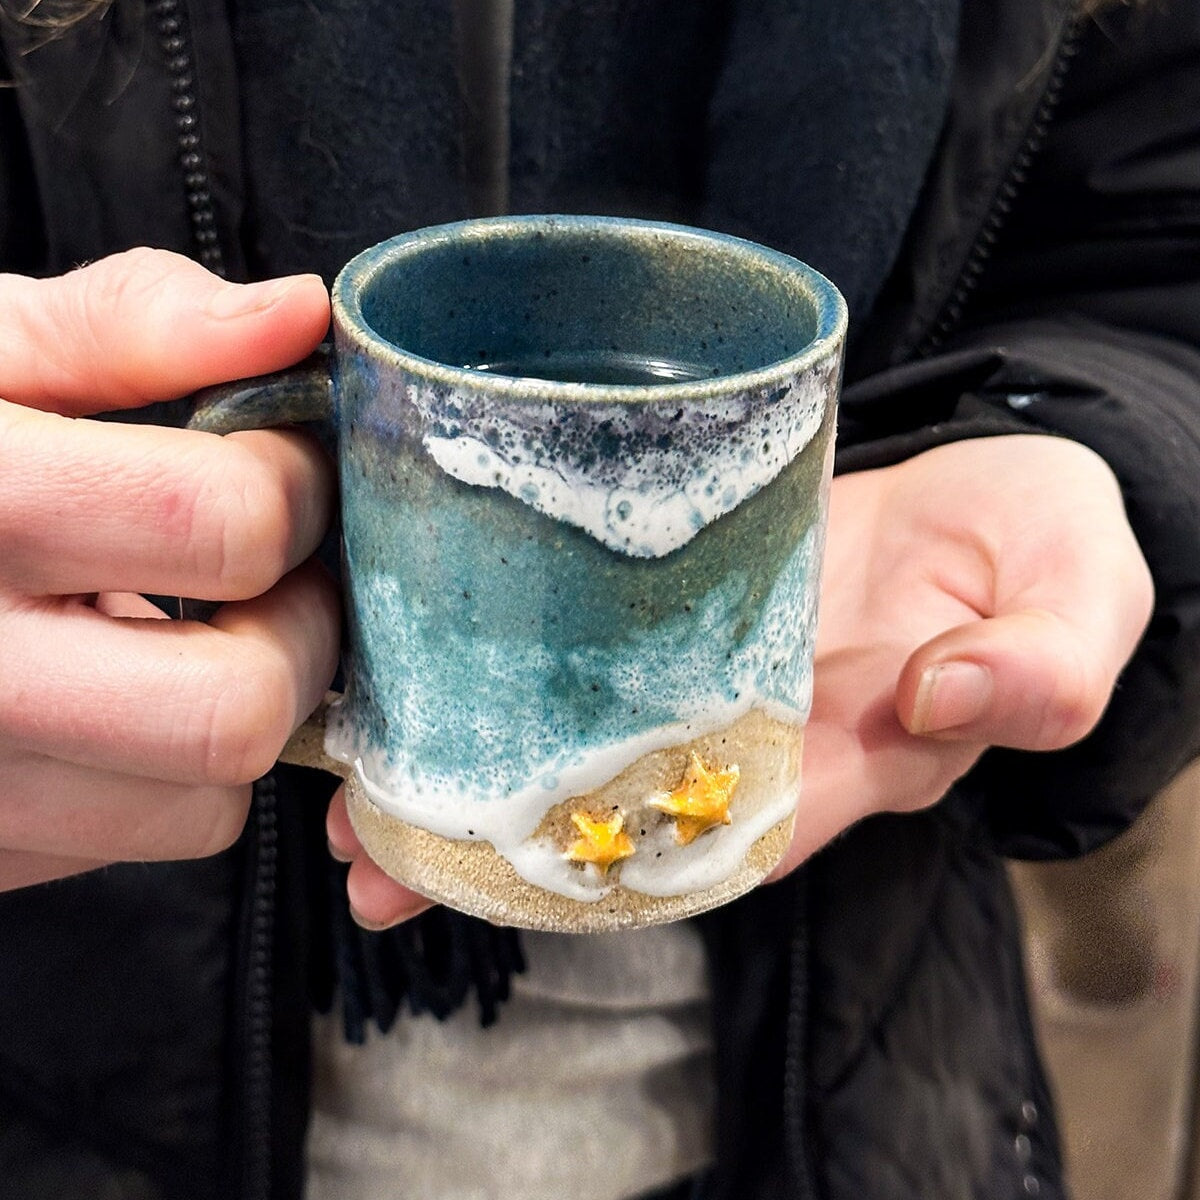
top-left (331, 214), bottom-right (848, 405)
top-left (343, 770), bottom-right (796, 932)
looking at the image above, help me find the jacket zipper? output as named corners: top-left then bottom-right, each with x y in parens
top-left (154, 4), bottom-right (272, 1181)
top-left (154, 0), bottom-right (226, 277)
top-left (242, 776), bottom-right (279, 1200)
top-left (782, 875), bottom-right (817, 1200)
top-left (914, 12), bottom-right (1083, 358)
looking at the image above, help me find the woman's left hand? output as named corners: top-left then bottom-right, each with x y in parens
top-left (770, 433), bottom-right (1154, 876)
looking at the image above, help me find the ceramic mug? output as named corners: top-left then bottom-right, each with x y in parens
top-left (190, 215), bottom-right (846, 932)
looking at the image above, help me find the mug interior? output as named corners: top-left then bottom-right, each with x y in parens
top-left (350, 217), bottom-right (838, 387)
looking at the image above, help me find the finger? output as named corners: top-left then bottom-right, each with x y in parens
top-left (326, 785), bottom-right (364, 860)
top-left (899, 449), bottom-right (1153, 751)
top-left (327, 789), bottom-right (433, 928)
top-left (1, 405), bottom-right (334, 598)
top-left (0, 849), bottom-right (109, 891)
top-left (898, 607), bottom-right (1139, 751)
top-left (93, 592), bottom-right (172, 619)
top-left (0, 749), bottom-right (251, 861)
top-left (0, 560), bottom-right (340, 784)
top-left (767, 646), bottom-right (984, 880)
top-left (346, 853), bottom-right (435, 930)
top-left (0, 248), bottom-right (329, 414)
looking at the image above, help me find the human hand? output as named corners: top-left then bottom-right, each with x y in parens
top-left (326, 788), bottom-right (435, 928)
top-left (0, 248), bottom-right (339, 889)
top-left (769, 433), bottom-right (1155, 877)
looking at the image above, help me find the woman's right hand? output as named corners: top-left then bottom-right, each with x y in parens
top-left (0, 248), bottom-right (341, 890)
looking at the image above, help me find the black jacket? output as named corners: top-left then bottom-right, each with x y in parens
top-left (2, 2), bottom-right (1199, 1198)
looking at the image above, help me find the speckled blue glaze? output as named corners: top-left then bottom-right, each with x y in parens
top-left (319, 216), bottom-right (845, 895)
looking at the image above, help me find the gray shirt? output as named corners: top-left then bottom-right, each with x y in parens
top-left (306, 926), bottom-right (715, 1199)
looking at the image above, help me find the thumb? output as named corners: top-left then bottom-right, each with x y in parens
top-left (0, 248), bottom-right (330, 415)
top-left (897, 606), bottom-right (1141, 752)
top-left (895, 441), bottom-right (1154, 753)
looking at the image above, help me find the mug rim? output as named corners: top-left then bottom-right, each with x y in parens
top-left (331, 214), bottom-right (847, 404)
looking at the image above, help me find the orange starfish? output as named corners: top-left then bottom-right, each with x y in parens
top-left (564, 810), bottom-right (636, 875)
top-left (651, 752), bottom-right (739, 845)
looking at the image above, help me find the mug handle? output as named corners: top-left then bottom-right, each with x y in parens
top-left (188, 345), bottom-right (334, 434)
top-left (187, 347), bottom-right (352, 780)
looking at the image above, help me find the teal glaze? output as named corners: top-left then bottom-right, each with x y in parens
top-left (332, 394), bottom-right (835, 806)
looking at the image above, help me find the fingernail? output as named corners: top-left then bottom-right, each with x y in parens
top-left (327, 838), bottom-right (353, 864)
top-left (207, 275), bottom-right (318, 319)
top-left (911, 661), bottom-right (993, 734)
top-left (349, 905), bottom-right (394, 933)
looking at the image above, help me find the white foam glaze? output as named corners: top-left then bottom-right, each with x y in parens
top-left (408, 364), bottom-right (830, 557)
top-left (600, 792), bottom-right (795, 896)
top-left (328, 699), bottom-right (800, 901)
top-left (328, 689), bottom-right (794, 845)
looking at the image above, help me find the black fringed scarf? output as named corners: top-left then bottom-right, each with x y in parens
top-left (328, 862), bottom-right (526, 1041)
top-left (285, 761), bottom-right (527, 1040)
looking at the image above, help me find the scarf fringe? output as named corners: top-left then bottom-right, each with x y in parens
top-left (327, 859), bottom-right (525, 1043)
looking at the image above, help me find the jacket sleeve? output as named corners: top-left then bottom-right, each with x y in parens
top-left (837, 1), bottom-right (1200, 859)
